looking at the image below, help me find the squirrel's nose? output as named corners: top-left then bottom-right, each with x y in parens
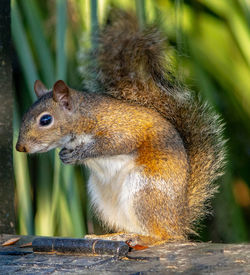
top-left (16, 142), bottom-right (27, 152)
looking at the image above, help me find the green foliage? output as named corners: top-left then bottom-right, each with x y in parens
top-left (12, 0), bottom-right (250, 241)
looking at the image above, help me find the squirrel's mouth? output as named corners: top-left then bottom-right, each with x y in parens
top-left (22, 143), bottom-right (57, 154)
top-left (16, 135), bottom-right (73, 154)
top-left (34, 147), bottom-right (50, 153)
top-left (35, 143), bottom-right (58, 153)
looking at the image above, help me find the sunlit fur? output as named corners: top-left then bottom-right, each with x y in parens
top-left (17, 11), bottom-right (226, 243)
top-left (81, 10), bottom-right (226, 235)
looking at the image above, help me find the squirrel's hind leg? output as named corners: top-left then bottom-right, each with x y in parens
top-left (132, 185), bottom-right (188, 243)
top-left (84, 232), bottom-right (184, 247)
top-left (84, 182), bottom-right (187, 246)
top-left (84, 232), bottom-right (164, 247)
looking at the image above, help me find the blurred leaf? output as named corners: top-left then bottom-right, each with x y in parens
top-left (11, 1), bottom-right (38, 101)
top-left (20, 0), bottom-right (55, 86)
top-left (90, 0), bottom-right (98, 49)
top-left (56, 0), bottom-right (67, 80)
top-left (136, 0), bottom-right (146, 28)
top-left (13, 103), bottom-right (33, 235)
top-left (62, 165), bottom-right (86, 236)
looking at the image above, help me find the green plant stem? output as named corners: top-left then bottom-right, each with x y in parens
top-left (90, 0), bottom-right (98, 49)
top-left (135, 0), bottom-right (146, 29)
top-left (11, 1), bottom-right (38, 101)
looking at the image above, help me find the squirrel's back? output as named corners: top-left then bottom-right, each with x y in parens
top-left (81, 11), bottom-right (226, 236)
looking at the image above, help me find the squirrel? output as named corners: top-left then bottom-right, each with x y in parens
top-left (16, 11), bottom-right (226, 245)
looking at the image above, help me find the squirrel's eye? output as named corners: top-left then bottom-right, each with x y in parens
top-left (39, 114), bottom-right (53, 126)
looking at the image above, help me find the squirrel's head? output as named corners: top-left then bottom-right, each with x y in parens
top-left (16, 80), bottom-right (76, 153)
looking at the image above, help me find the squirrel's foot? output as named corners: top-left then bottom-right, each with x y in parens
top-left (59, 146), bottom-right (92, 164)
top-left (84, 232), bottom-right (166, 247)
top-left (59, 148), bottom-right (78, 164)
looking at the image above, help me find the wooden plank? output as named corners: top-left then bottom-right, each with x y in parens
top-left (0, 235), bottom-right (249, 273)
top-left (0, 0), bottom-right (15, 233)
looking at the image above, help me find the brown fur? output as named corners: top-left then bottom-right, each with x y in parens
top-left (17, 11), bottom-right (226, 243)
top-left (83, 10), bottom-right (226, 235)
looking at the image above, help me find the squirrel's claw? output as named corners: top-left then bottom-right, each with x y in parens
top-left (59, 148), bottom-right (77, 164)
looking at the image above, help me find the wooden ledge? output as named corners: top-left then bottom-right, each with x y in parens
top-left (0, 234), bottom-right (249, 273)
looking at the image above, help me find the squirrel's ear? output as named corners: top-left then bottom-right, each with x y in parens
top-left (53, 80), bottom-right (71, 110)
top-left (34, 80), bottom-right (49, 98)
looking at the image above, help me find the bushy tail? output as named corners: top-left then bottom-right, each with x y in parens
top-left (82, 11), bottom-right (226, 233)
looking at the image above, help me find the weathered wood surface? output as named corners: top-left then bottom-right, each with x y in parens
top-left (0, 235), bottom-right (249, 274)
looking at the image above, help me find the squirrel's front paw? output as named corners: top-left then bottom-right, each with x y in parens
top-left (59, 148), bottom-right (77, 164)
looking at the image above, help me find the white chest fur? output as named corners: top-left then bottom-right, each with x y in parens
top-left (85, 154), bottom-right (147, 234)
